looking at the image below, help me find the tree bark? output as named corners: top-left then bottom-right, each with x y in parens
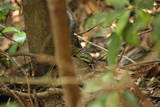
top-left (22, 0), bottom-right (55, 76)
top-left (21, 0), bottom-right (83, 106)
top-left (22, 0), bottom-right (81, 77)
top-left (22, 0), bottom-right (54, 55)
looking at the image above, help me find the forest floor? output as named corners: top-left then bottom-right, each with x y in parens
top-left (73, 1), bottom-right (160, 106)
top-left (0, 0), bottom-right (160, 107)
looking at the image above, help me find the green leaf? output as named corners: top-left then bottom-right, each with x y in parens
top-left (84, 12), bottom-right (107, 29)
top-left (87, 100), bottom-right (103, 107)
top-left (134, 0), bottom-right (153, 9)
top-left (101, 72), bottom-right (114, 83)
top-left (0, 11), bottom-right (7, 21)
top-left (135, 9), bottom-right (151, 30)
top-left (87, 95), bottom-right (107, 107)
top-left (12, 32), bottom-right (26, 46)
top-left (116, 10), bottom-right (131, 35)
top-left (91, 29), bottom-right (109, 38)
top-left (105, 92), bottom-right (120, 107)
top-left (105, 0), bottom-right (129, 9)
top-left (2, 27), bottom-right (19, 33)
top-left (152, 14), bottom-right (160, 43)
top-left (0, 4), bottom-right (17, 11)
top-left (0, 33), bottom-right (2, 36)
top-left (0, 15), bottom-right (6, 21)
top-left (108, 33), bottom-right (121, 65)
top-left (123, 23), bottom-right (139, 45)
top-left (102, 12), bottom-right (119, 27)
top-left (84, 12), bottom-right (118, 29)
top-left (7, 43), bottom-right (18, 54)
top-left (123, 90), bottom-right (140, 107)
top-left (0, 11), bottom-right (7, 16)
top-left (4, 102), bottom-right (18, 107)
top-left (84, 79), bottom-right (103, 93)
top-left (101, 72), bottom-right (118, 85)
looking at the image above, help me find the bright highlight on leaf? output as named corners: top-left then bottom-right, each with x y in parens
top-left (13, 32), bottom-right (26, 46)
top-left (1, 25), bottom-right (26, 54)
top-left (2, 27), bottom-right (19, 33)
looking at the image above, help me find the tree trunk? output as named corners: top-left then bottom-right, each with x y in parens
top-left (22, 0), bottom-right (54, 55)
top-left (22, 0), bottom-right (55, 77)
top-left (22, 0), bottom-right (80, 56)
top-left (22, 0), bottom-right (81, 76)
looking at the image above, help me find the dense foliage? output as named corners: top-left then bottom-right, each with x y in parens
top-left (84, 0), bottom-right (159, 107)
top-left (85, 0), bottom-right (159, 66)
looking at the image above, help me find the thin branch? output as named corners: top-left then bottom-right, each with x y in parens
top-left (2, 34), bottom-right (16, 42)
top-left (3, 85), bottom-right (25, 107)
top-left (10, 53), bottom-right (56, 65)
top-left (76, 25), bottom-right (98, 35)
top-left (0, 87), bottom-right (63, 98)
top-left (121, 60), bottom-right (160, 69)
top-left (75, 34), bottom-right (109, 52)
top-left (75, 33), bottom-right (137, 64)
top-left (0, 76), bottom-right (83, 86)
top-left (47, 0), bottom-right (82, 106)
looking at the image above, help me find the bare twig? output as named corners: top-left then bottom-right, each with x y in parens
top-left (0, 87), bottom-right (63, 98)
top-left (3, 85), bottom-right (25, 107)
top-left (9, 56), bottom-right (33, 105)
top-left (2, 34), bottom-right (16, 42)
top-left (75, 34), bottom-right (137, 64)
top-left (121, 60), bottom-right (160, 69)
top-left (10, 53), bottom-right (56, 65)
top-left (0, 76), bottom-right (83, 86)
top-left (76, 25), bottom-right (98, 35)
